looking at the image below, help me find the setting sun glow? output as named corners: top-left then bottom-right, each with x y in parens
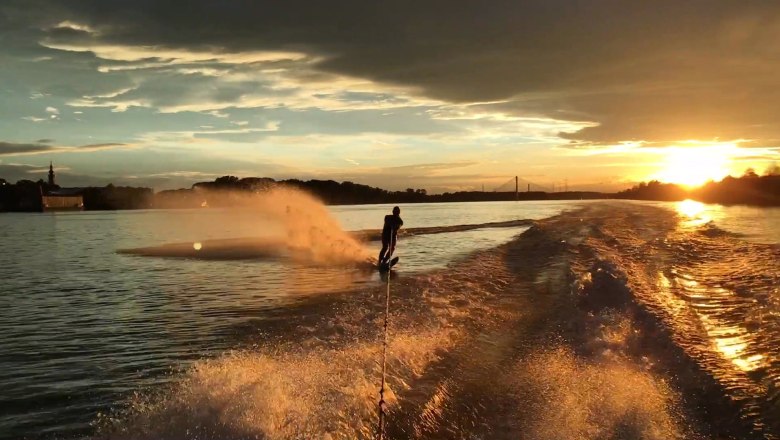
top-left (652, 145), bottom-right (733, 187)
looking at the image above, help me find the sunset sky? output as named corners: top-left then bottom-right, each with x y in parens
top-left (1, 1), bottom-right (779, 193)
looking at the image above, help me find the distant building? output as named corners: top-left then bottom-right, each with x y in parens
top-left (42, 188), bottom-right (84, 211)
top-left (41, 162), bottom-right (84, 211)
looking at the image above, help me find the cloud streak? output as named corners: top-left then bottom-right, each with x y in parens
top-left (0, 140), bottom-right (127, 156)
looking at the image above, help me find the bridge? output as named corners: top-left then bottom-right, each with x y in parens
top-left (491, 176), bottom-right (563, 193)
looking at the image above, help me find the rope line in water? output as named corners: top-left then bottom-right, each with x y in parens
top-left (377, 267), bottom-right (391, 440)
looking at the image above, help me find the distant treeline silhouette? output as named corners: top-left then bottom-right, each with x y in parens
top-left (0, 175), bottom-right (606, 212)
top-left (4, 168), bottom-right (779, 212)
top-left (617, 167), bottom-right (780, 205)
top-left (155, 176), bottom-right (606, 208)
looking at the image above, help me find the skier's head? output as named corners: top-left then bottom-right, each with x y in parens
top-left (392, 206), bottom-right (401, 216)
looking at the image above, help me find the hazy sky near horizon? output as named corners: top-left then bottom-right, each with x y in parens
top-left (1, 1), bottom-right (779, 192)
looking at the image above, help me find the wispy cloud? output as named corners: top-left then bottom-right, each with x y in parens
top-left (21, 116), bottom-right (46, 122)
top-left (41, 42), bottom-right (306, 65)
top-left (138, 121), bottom-right (281, 145)
top-left (52, 21), bottom-right (98, 34)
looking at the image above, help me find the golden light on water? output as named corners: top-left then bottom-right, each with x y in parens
top-left (676, 199), bottom-right (711, 226)
top-left (734, 354), bottom-right (766, 371)
top-left (713, 334), bottom-right (766, 372)
top-left (658, 271), bottom-right (768, 374)
top-left (677, 199), bottom-right (705, 218)
top-left (714, 335), bottom-right (747, 359)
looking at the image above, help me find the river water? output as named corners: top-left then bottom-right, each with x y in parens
top-left (0, 199), bottom-right (778, 439)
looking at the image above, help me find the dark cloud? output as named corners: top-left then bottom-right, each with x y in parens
top-left (0, 140), bottom-right (125, 156)
top-left (0, 141), bottom-right (52, 155)
top-left (3, 0), bottom-right (780, 146)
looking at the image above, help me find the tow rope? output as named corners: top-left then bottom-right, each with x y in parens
top-left (376, 261), bottom-right (392, 439)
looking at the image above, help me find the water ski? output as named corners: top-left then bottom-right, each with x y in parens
top-left (379, 256), bottom-right (399, 272)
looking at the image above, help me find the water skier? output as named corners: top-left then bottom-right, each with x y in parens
top-left (378, 206), bottom-right (403, 268)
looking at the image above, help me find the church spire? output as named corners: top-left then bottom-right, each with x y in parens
top-left (48, 161), bottom-right (55, 186)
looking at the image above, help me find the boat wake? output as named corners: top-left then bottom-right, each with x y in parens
top-left (97, 202), bottom-right (779, 439)
top-left (118, 219), bottom-right (535, 266)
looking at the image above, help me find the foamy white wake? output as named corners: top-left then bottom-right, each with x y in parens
top-left (94, 330), bottom-right (453, 440)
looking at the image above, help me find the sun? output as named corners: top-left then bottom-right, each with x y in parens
top-left (651, 145), bottom-right (733, 187)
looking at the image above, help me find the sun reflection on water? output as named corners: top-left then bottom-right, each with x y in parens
top-left (676, 199), bottom-right (711, 227)
top-left (709, 326), bottom-right (766, 372)
top-left (659, 270), bottom-right (768, 373)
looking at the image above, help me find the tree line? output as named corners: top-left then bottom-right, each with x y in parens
top-left (616, 167), bottom-right (780, 206)
top-left (0, 175), bottom-right (608, 212)
top-left (4, 168), bottom-right (779, 212)
top-left (156, 176), bottom-right (606, 207)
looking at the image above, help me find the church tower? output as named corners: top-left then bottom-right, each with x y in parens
top-left (48, 162), bottom-right (55, 186)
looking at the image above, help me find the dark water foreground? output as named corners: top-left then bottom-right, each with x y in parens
top-left (84, 203), bottom-right (778, 440)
